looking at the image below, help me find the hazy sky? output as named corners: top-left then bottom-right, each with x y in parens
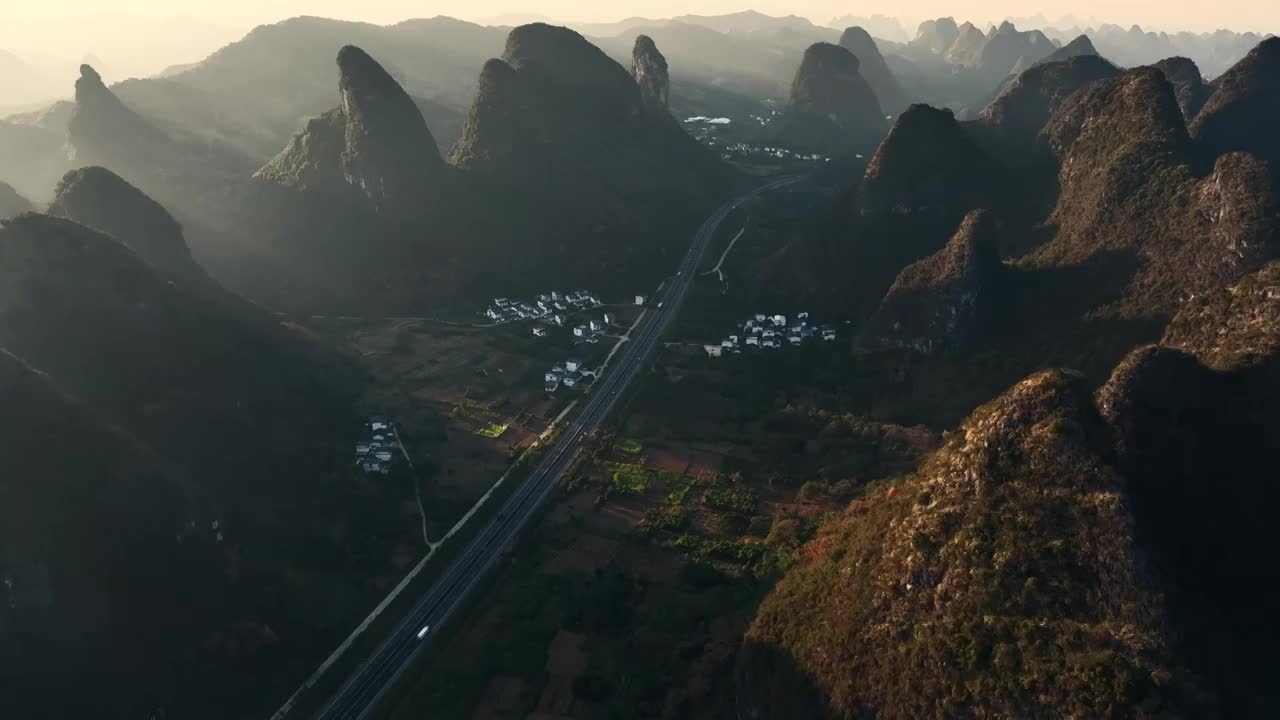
top-left (5, 1), bottom-right (1277, 33)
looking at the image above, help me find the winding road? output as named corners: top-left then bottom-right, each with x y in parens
top-left (308, 176), bottom-right (797, 720)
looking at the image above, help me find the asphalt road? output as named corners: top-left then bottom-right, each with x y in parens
top-left (311, 176), bottom-right (798, 720)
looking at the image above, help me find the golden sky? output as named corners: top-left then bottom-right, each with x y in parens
top-left (5, 1), bottom-right (1277, 33)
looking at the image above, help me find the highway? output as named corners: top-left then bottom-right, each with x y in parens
top-left (309, 176), bottom-right (797, 720)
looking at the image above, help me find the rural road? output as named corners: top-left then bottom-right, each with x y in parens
top-left (308, 175), bottom-right (799, 720)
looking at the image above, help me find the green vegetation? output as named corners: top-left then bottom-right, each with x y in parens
top-left (475, 422), bottom-right (509, 438)
top-left (665, 474), bottom-right (698, 505)
top-left (616, 437), bottom-right (644, 454)
top-left (607, 462), bottom-right (651, 494)
top-left (700, 487), bottom-right (758, 514)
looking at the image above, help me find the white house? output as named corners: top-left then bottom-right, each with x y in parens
top-left (495, 298), bottom-right (509, 308)
top-left (721, 340), bottom-right (736, 350)
top-left (550, 291), bottom-right (561, 301)
top-left (602, 313), bottom-right (613, 324)
top-left (798, 312), bottom-right (810, 320)
top-left (566, 359), bottom-right (581, 373)
top-left (532, 327), bottom-right (548, 337)
top-left (746, 336), bottom-right (760, 346)
top-left (822, 329), bottom-right (837, 341)
top-left (552, 314), bottom-right (564, 326)
top-left (729, 335), bottom-right (739, 344)
top-left (563, 375), bottom-right (579, 387)
top-left (374, 450), bottom-right (394, 462)
top-left (545, 372), bottom-right (559, 383)
top-left (573, 326), bottom-right (586, 338)
top-left (545, 377), bottom-right (560, 392)
top-left (772, 314), bottom-right (787, 327)
top-left (589, 320), bottom-right (603, 333)
top-left (704, 344), bottom-right (723, 357)
top-left (635, 295), bottom-right (647, 305)
top-left (788, 335), bottom-right (803, 345)
top-left (754, 313), bottom-right (767, 323)
top-left (485, 308), bottom-right (501, 321)
top-left (355, 442), bottom-right (371, 456)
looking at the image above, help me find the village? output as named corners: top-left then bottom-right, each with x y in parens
top-left (703, 311), bottom-right (837, 357)
top-left (482, 289), bottom-right (602, 326)
top-left (353, 416), bottom-right (399, 475)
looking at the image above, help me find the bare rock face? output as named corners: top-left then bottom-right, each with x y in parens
top-left (631, 34), bottom-right (670, 113)
top-left (772, 43), bottom-right (886, 156)
top-left (838, 26), bottom-right (909, 114)
top-left (451, 23), bottom-right (729, 194)
top-left (912, 17), bottom-right (960, 55)
top-left (975, 54), bottom-right (1119, 163)
top-left (67, 64), bottom-right (172, 169)
top-left (858, 104), bottom-right (999, 216)
top-left (1191, 37), bottom-right (1280, 173)
top-left (0, 180), bottom-right (34, 219)
top-left (1096, 262), bottom-right (1280, 716)
top-left (1032, 68), bottom-right (1280, 316)
top-left (1151, 57), bottom-right (1211, 121)
top-left (869, 210), bottom-right (1003, 351)
top-left (47, 166), bottom-right (205, 285)
top-left (978, 21), bottom-right (1056, 78)
top-left (943, 21), bottom-right (987, 66)
top-left (739, 368), bottom-right (1209, 719)
top-left (256, 46), bottom-right (444, 216)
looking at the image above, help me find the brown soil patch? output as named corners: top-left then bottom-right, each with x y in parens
top-left (529, 631), bottom-right (588, 719)
top-left (645, 448), bottom-right (690, 474)
top-left (541, 533), bottom-right (619, 575)
top-left (545, 630), bottom-right (588, 675)
top-left (470, 676), bottom-right (529, 720)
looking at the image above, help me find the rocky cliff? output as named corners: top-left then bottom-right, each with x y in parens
top-left (838, 27), bottom-right (909, 114)
top-left (1030, 67), bottom-right (1280, 317)
top-left (0, 181), bottom-right (33, 219)
top-left (868, 210), bottom-right (1003, 351)
top-left (1190, 37), bottom-right (1280, 174)
top-left (773, 43), bottom-right (887, 156)
top-left (47, 166), bottom-right (206, 285)
top-left (974, 54), bottom-right (1119, 163)
top-left (859, 104), bottom-right (999, 216)
top-left (631, 34), bottom-right (671, 114)
top-left (1151, 57), bottom-right (1211, 121)
top-left (739, 368), bottom-right (1210, 718)
top-left (255, 45), bottom-right (445, 216)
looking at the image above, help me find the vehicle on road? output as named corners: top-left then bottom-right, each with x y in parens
top-left (416, 625), bottom-right (431, 640)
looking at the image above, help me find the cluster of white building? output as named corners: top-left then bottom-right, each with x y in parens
top-left (722, 142), bottom-right (830, 163)
top-left (545, 359), bottom-right (595, 393)
top-left (354, 416), bottom-right (396, 475)
top-left (483, 290), bottom-right (601, 325)
top-left (704, 312), bottom-right (837, 357)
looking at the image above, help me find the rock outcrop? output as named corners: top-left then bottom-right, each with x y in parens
top-left (868, 210), bottom-right (1003, 351)
top-left (631, 35), bottom-right (671, 113)
top-left (67, 64), bottom-right (173, 170)
top-left (912, 17), bottom-right (960, 55)
top-left (451, 24), bottom-right (729, 194)
top-left (0, 181), bottom-right (34, 219)
top-left (943, 21), bottom-right (988, 66)
top-left (739, 368), bottom-right (1210, 718)
top-left (1030, 68), bottom-right (1280, 316)
top-left (772, 43), bottom-right (887, 156)
top-left (1190, 37), bottom-right (1280, 173)
top-left (858, 104), bottom-right (999, 216)
top-left (255, 45), bottom-right (445, 216)
top-left (47, 166), bottom-right (206, 284)
top-left (1095, 262), bottom-right (1280, 716)
top-left (978, 21), bottom-right (1057, 78)
top-left (1041, 34), bottom-right (1100, 64)
top-left (1151, 57), bottom-right (1211, 121)
top-left (974, 54), bottom-right (1119, 163)
top-left (838, 27), bottom-right (909, 114)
